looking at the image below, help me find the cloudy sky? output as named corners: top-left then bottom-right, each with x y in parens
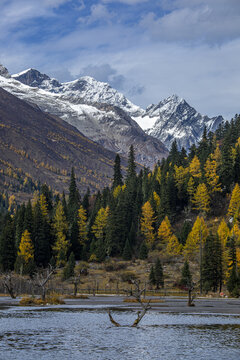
top-left (0, 0), bottom-right (240, 120)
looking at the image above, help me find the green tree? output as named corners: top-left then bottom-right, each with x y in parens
top-left (68, 167), bottom-right (80, 222)
top-left (112, 154), bottom-right (123, 189)
top-left (122, 239), bottom-right (132, 260)
top-left (154, 258), bottom-right (164, 289)
top-left (63, 252), bottom-right (75, 280)
top-left (139, 241), bottom-right (148, 260)
top-left (0, 214), bottom-right (16, 271)
top-left (180, 260), bottom-right (192, 287)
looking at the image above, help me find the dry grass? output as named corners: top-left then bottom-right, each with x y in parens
top-left (19, 295), bottom-right (65, 306)
top-left (63, 294), bottom-right (89, 299)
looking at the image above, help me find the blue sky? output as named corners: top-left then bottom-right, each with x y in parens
top-left (0, 0), bottom-right (240, 120)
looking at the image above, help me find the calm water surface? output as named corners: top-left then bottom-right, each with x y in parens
top-left (0, 306), bottom-right (240, 360)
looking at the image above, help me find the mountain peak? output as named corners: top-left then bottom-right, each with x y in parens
top-left (0, 64), bottom-right (11, 78)
top-left (12, 68), bottom-right (61, 89)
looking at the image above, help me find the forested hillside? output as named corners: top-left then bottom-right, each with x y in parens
top-left (1, 114), bottom-right (240, 296)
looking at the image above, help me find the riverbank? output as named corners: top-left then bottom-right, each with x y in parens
top-left (1, 295), bottom-right (240, 314)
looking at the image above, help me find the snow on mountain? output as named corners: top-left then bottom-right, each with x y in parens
top-left (144, 95), bottom-right (224, 150)
top-left (12, 69), bottom-right (143, 117)
top-left (1, 66), bottom-right (168, 168)
top-left (9, 66), bottom-right (225, 154)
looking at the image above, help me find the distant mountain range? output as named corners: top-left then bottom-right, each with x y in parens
top-left (0, 65), bottom-right (168, 169)
top-left (10, 66), bottom-right (225, 151)
top-left (0, 64), bottom-right (225, 179)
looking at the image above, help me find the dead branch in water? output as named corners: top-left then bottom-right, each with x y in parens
top-left (108, 280), bottom-right (151, 327)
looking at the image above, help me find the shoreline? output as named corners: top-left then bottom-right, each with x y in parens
top-left (1, 295), bottom-right (240, 315)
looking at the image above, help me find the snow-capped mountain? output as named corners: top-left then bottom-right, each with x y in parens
top-left (144, 95), bottom-right (224, 150)
top-left (12, 68), bottom-right (143, 117)
top-left (0, 66), bottom-right (168, 168)
top-left (6, 66), bottom-right (225, 155)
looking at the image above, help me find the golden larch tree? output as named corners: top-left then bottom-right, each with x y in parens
top-left (187, 176), bottom-right (195, 201)
top-left (158, 216), bottom-right (172, 242)
top-left (183, 216), bottom-right (208, 259)
top-left (204, 156), bottom-right (221, 195)
top-left (140, 201), bottom-right (156, 248)
top-left (227, 183), bottom-right (240, 218)
top-left (192, 183), bottom-right (210, 214)
top-left (53, 202), bottom-right (69, 266)
top-left (92, 206), bottom-right (109, 241)
top-left (18, 229), bottom-right (34, 263)
top-left (189, 155), bottom-right (201, 179)
top-left (217, 219), bottom-right (229, 248)
top-left (166, 234), bottom-right (182, 256)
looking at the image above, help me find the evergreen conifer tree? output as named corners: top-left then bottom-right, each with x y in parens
top-left (112, 154), bottom-right (123, 189)
top-left (63, 252), bottom-right (75, 280)
top-left (154, 258), bottom-right (164, 289)
top-left (139, 241), bottom-right (148, 260)
top-left (122, 239), bottom-right (132, 260)
top-left (180, 260), bottom-right (192, 287)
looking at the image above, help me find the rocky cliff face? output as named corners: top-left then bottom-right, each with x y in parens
top-left (144, 95), bottom-right (224, 150)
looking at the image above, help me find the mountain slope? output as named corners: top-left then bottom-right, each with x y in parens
top-left (143, 95), bottom-right (224, 150)
top-left (0, 86), bottom-right (126, 199)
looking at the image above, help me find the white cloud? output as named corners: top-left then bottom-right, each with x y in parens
top-left (142, 0), bottom-right (240, 44)
top-left (102, 0), bottom-right (149, 4)
top-left (79, 3), bottom-right (114, 24)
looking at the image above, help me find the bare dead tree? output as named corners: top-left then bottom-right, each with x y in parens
top-left (33, 265), bottom-right (55, 301)
top-left (108, 280), bottom-right (151, 327)
top-left (72, 273), bottom-right (81, 297)
top-left (1, 272), bottom-right (19, 299)
top-left (187, 281), bottom-right (195, 307)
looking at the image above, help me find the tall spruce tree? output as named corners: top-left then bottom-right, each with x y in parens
top-left (112, 154), bottom-right (123, 189)
top-left (68, 167), bottom-right (80, 223)
top-left (0, 214), bottom-right (16, 271)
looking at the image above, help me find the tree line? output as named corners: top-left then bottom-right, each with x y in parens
top-left (1, 115), bottom-right (240, 296)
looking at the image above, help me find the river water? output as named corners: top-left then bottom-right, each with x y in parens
top-left (0, 306), bottom-right (240, 360)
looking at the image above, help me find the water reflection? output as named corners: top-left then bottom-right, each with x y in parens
top-left (0, 309), bottom-right (240, 360)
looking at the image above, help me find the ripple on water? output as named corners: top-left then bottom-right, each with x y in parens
top-left (0, 309), bottom-right (240, 360)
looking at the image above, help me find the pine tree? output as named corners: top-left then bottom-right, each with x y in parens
top-left (202, 234), bottom-right (222, 293)
top-left (126, 145), bottom-right (136, 185)
top-left (32, 201), bottom-right (51, 267)
top-left (112, 154), bottom-right (123, 189)
top-left (68, 167), bottom-right (80, 223)
top-left (154, 258), bottom-right (164, 289)
top-left (180, 260), bottom-right (192, 287)
top-left (0, 214), bottom-right (16, 271)
top-left (227, 237), bottom-right (239, 296)
top-left (122, 239), bottom-right (132, 260)
top-left (63, 252), bottom-right (75, 280)
top-left (140, 201), bottom-right (156, 248)
top-left (149, 265), bottom-right (156, 286)
top-left (139, 241), bottom-right (148, 260)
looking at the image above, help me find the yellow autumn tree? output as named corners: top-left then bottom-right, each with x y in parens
top-left (166, 234), bottom-right (182, 256)
top-left (189, 155), bottom-right (201, 179)
top-left (39, 194), bottom-right (48, 218)
top-left (53, 202), bottom-right (69, 266)
top-left (204, 156), bottom-right (221, 195)
top-left (158, 216), bottom-right (172, 242)
top-left (78, 205), bottom-right (88, 245)
top-left (153, 191), bottom-right (160, 208)
top-left (217, 219), bottom-right (229, 248)
top-left (192, 183), bottom-right (210, 214)
top-left (183, 216), bottom-right (208, 259)
top-left (174, 165), bottom-right (189, 192)
top-left (18, 230), bottom-right (34, 263)
top-left (230, 223), bottom-right (240, 246)
top-left (227, 183), bottom-right (240, 218)
top-left (92, 206), bottom-right (109, 241)
top-left (187, 176), bottom-right (195, 201)
top-left (140, 201), bottom-right (156, 248)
